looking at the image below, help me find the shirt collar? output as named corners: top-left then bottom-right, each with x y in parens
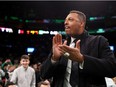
top-left (71, 37), bottom-right (76, 43)
top-left (21, 66), bottom-right (28, 71)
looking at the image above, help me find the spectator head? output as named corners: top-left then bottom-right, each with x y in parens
top-left (20, 54), bottom-right (30, 69)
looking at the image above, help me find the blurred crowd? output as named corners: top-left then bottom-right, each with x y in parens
top-left (0, 58), bottom-right (48, 87)
top-left (0, 57), bottom-right (116, 87)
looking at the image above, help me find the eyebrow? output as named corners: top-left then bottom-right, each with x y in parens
top-left (65, 17), bottom-right (80, 22)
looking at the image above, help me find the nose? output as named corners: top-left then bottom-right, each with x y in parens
top-left (64, 19), bottom-right (68, 25)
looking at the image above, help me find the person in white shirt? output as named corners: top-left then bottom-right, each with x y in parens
top-left (10, 54), bottom-right (36, 87)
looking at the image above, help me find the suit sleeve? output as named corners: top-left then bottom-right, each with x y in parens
top-left (81, 36), bottom-right (116, 78)
top-left (40, 53), bottom-right (59, 80)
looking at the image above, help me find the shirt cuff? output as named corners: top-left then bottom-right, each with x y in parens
top-left (51, 59), bottom-right (57, 64)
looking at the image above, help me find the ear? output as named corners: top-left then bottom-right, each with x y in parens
top-left (81, 22), bottom-right (85, 27)
top-left (20, 60), bottom-right (22, 64)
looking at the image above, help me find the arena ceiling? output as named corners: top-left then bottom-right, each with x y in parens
top-left (0, 1), bottom-right (116, 19)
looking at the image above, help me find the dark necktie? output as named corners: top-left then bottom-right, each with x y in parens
top-left (70, 39), bottom-right (79, 87)
top-left (70, 61), bottom-right (79, 87)
top-left (63, 40), bottom-right (75, 87)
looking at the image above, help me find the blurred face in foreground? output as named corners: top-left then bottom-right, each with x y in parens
top-left (8, 85), bottom-right (16, 87)
top-left (40, 84), bottom-right (50, 87)
top-left (39, 80), bottom-right (50, 87)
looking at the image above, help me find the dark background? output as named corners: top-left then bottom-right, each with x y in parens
top-left (0, 1), bottom-right (116, 63)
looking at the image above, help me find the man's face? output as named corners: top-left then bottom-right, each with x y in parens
top-left (64, 13), bottom-right (83, 37)
top-left (20, 59), bottom-right (30, 68)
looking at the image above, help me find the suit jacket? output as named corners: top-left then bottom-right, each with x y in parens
top-left (40, 30), bottom-right (116, 87)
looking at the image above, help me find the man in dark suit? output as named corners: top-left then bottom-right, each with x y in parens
top-left (40, 10), bottom-right (116, 87)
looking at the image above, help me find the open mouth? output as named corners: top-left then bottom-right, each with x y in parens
top-left (65, 26), bottom-right (70, 29)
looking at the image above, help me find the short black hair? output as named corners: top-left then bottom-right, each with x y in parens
top-left (70, 10), bottom-right (86, 23)
top-left (20, 54), bottom-right (30, 60)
